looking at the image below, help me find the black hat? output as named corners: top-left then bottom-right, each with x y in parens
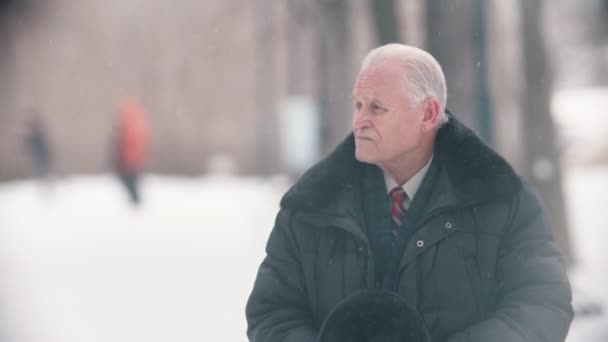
top-left (318, 289), bottom-right (430, 342)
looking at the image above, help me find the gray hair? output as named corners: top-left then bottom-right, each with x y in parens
top-left (361, 44), bottom-right (449, 125)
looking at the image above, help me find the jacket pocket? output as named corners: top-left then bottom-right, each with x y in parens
top-left (313, 229), bottom-right (366, 324)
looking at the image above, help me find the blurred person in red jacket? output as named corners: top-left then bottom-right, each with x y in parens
top-left (113, 98), bottom-right (149, 205)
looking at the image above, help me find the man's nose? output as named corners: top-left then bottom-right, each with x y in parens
top-left (353, 113), bottom-right (372, 131)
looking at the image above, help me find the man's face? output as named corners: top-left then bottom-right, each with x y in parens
top-left (352, 61), bottom-right (426, 167)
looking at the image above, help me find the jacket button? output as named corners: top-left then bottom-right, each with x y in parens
top-left (416, 240), bottom-right (424, 248)
top-left (445, 222), bottom-right (453, 229)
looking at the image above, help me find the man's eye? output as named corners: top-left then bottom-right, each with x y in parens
top-left (355, 102), bottom-right (362, 111)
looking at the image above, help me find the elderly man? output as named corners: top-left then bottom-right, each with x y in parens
top-left (246, 44), bottom-right (573, 342)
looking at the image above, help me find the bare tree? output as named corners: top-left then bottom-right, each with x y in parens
top-left (315, 0), bottom-right (352, 153)
top-left (286, 0), bottom-right (311, 96)
top-left (0, 2), bottom-right (18, 179)
top-left (471, 0), bottom-right (493, 144)
top-left (588, 0), bottom-right (608, 85)
top-left (255, 0), bottom-right (278, 175)
top-left (425, 0), bottom-right (494, 143)
top-left (604, 0), bottom-right (608, 37)
top-left (601, 0), bottom-right (608, 82)
top-left (369, 0), bottom-right (401, 45)
top-left (520, 0), bottom-right (573, 265)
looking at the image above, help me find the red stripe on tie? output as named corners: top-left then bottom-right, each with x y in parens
top-left (389, 187), bottom-right (408, 240)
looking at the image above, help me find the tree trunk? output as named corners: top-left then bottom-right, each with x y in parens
top-left (0, 8), bottom-right (16, 180)
top-left (602, 0), bottom-right (608, 36)
top-left (425, 0), bottom-right (493, 140)
top-left (369, 0), bottom-right (401, 45)
top-left (520, 0), bottom-right (574, 265)
top-left (471, 0), bottom-right (493, 144)
top-left (286, 0), bottom-right (311, 96)
top-left (255, 0), bottom-right (278, 175)
top-left (315, 0), bottom-right (352, 154)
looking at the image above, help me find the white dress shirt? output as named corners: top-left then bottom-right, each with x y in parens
top-left (383, 156), bottom-right (433, 209)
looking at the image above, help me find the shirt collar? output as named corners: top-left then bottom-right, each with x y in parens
top-left (384, 155), bottom-right (433, 200)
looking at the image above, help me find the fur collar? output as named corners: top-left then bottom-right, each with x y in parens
top-left (280, 113), bottom-right (522, 210)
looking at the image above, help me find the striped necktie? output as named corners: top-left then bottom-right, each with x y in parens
top-left (389, 187), bottom-right (409, 240)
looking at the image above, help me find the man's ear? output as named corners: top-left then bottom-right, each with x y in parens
top-left (421, 98), bottom-right (440, 132)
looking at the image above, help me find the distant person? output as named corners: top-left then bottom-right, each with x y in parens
top-left (24, 111), bottom-right (52, 182)
top-left (113, 98), bottom-right (149, 205)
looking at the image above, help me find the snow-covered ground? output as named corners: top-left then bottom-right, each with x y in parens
top-left (0, 166), bottom-right (606, 342)
top-left (563, 165), bottom-right (608, 341)
top-left (0, 174), bottom-right (286, 342)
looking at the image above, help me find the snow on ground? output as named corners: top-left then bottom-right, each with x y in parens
top-left (0, 174), bottom-right (287, 342)
top-left (0, 165), bottom-right (606, 342)
top-left (563, 165), bottom-right (608, 342)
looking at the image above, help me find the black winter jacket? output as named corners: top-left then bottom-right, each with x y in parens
top-left (246, 117), bottom-right (573, 342)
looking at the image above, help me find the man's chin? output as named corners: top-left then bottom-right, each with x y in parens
top-left (354, 150), bottom-right (376, 164)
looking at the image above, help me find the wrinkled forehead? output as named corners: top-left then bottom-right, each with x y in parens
top-left (353, 61), bottom-right (405, 97)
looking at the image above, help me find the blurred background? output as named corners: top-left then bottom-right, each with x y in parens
top-left (0, 0), bottom-right (607, 341)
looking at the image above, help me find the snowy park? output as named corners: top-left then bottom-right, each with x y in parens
top-left (0, 173), bottom-right (285, 341)
top-left (1, 1), bottom-right (608, 341)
